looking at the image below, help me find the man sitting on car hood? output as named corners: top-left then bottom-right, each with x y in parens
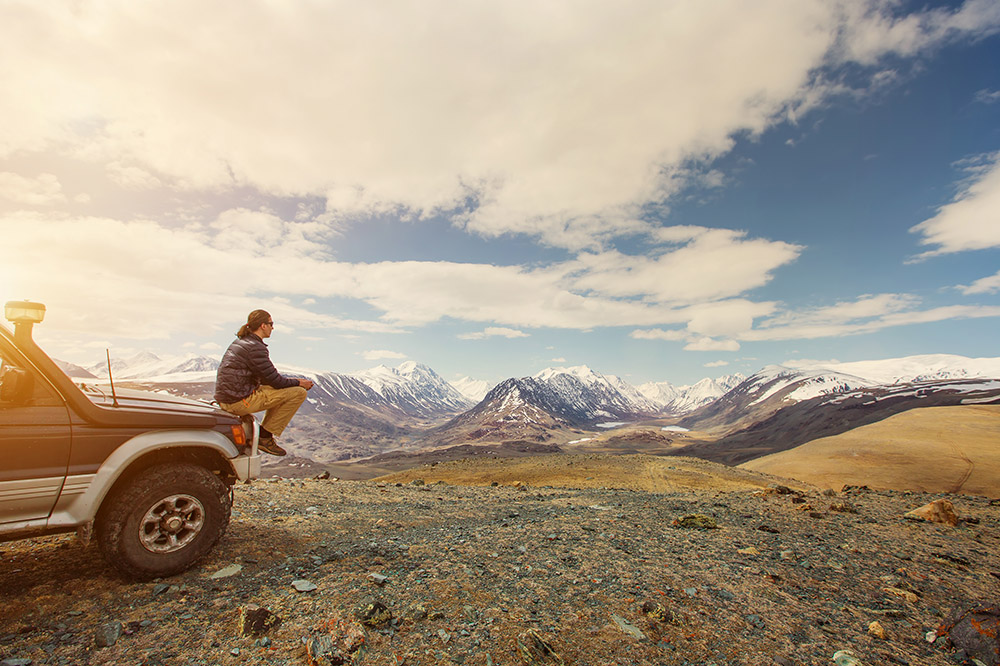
top-left (214, 309), bottom-right (314, 456)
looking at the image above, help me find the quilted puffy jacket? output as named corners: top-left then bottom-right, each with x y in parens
top-left (214, 334), bottom-right (299, 403)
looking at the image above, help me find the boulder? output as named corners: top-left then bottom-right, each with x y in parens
top-left (238, 605), bottom-right (281, 636)
top-left (939, 607), bottom-right (1000, 666)
top-left (904, 499), bottom-right (959, 526)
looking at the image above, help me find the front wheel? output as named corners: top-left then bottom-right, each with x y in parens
top-left (96, 463), bottom-right (232, 580)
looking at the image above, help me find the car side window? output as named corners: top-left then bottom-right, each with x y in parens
top-left (0, 348), bottom-right (59, 407)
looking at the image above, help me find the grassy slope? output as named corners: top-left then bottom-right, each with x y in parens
top-left (739, 405), bottom-right (1000, 496)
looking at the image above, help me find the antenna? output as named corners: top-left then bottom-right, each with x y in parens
top-left (106, 349), bottom-right (120, 407)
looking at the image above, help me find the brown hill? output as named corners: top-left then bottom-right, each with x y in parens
top-left (374, 453), bottom-right (816, 493)
top-left (739, 405), bottom-right (1000, 496)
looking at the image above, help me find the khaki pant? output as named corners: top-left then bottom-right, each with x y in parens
top-left (220, 385), bottom-right (308, 437)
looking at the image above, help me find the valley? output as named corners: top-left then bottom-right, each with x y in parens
top-left (74, 352), bottom-right (1000, 496)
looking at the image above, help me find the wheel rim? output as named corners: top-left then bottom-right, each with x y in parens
top-left (138, 493), bottom-right (206, 553)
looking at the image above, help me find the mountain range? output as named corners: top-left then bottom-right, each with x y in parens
top-left (64, 351), bottom-right (1000, 467)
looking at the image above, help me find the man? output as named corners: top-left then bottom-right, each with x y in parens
top-left (214, 309), bottom-right (314, 456)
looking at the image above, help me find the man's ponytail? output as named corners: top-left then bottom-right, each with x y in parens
top-left (236, 309), bottom-right (271, 338)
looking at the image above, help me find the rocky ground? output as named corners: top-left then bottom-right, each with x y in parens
top-left (1, 457), bottom-right (998, 666)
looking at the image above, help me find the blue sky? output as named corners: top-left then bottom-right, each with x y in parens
top-left (2, 0), bottom-right (999, 387)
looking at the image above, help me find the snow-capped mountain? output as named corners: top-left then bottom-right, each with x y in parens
top-left (678, 355), bottom-right (1000, 438)
top-left (639, 373), bottom-right (746, 415)
top-left (531, 366), bottom-right (661, 420)
top-left (56, 359), bottom-right (97, 379)
top-left (354, 361), bottom-right (474, 418)
top-left (439, 366), bottom-right (658, 440)
top-left (714, 354), bottom-right (1000, 415)
top-left (86, 352), bottom-right (219, 380)
top-left (788, 354), bottom-right (1000, 386)
top-left (450, 376), bottom-right (494, 402)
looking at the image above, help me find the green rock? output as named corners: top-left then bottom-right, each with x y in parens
top-left (672, 514), bottom-right (719, 529)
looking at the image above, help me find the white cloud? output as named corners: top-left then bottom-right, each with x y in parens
top-left (629, 329), bottom-right (688, 342)
top-left (684, 337), bottom-right (740, 352)
top-left (458, 327), bottom-right (530, 340)
top-left (975, 89), bottom-right (1000, 104)
top-left (5, 214), bottom-right (996, 352)
top-left (106, 162), bottom-right (162, 190)
top-left (3, 1), bottom-right (994, 250)
top-left (0, 172), bottom-right (66, 206)
top-left (566, 230), bottom-right (801, 304)
top-left (910, 152), bottom-right (1000, 257)
top-left (0, 213), bottom-right (397, 340)
top-left (361, 349), bottom-right (407, 361)
top-left (959, 271), bottom-right (1000, 295)
top-left (837, 0), bottom-right (1000, 64)
top-left (744, 294), bottom-right (1000, 341)
top-left (704, 360), bottom-right (730, 368)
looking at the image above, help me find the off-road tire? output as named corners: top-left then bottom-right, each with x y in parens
top-left (95, 462), bottom-right (232, 580)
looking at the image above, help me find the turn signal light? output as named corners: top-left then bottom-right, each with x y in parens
top-left (230, 424), bottom-right (247, 446)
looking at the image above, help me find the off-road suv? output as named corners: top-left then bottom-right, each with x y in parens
top-left (0, 301), bottom-right (261, 579)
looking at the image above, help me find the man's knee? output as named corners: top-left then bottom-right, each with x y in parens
top-left (287, 386), bottom-right (307, 406)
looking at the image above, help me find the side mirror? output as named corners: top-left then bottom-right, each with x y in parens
top-left (0, 366), bottom-right (34, 404)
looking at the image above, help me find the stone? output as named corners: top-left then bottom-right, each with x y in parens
top-left (309, 617), bottom-right (368, 665)
top-left (611, 614), bottom-right (647, 641)
top-left (939, 607), bottom-right (1000, 666)
top-left (209, 563), bottom-right (243, 579)
top-left (883, 587), bottom-right (919, 603)
top-left (94, 622), bottom-right (123, 648)
top-left (368, 573), bottom-right (389, 586)
top-left (867, 621), bottom-right (886, 639)
top-left (292, 580), bottom-right (318, 592)
top-left (327, 618), bottom-right (367, 654)
top-left (832, 649), bottom-right (866, 665)
top-left (830, 502), bottom-right (857, 514)
top-left (1, 659), bottom-right (33, 666)
top-left (672, 514), bottom-right (719, 529)
top-left (403, 603), bottom-right (428, 622)
top-left (516, 629), bottom-right (564, 665)
top-left (238, 605), bottom-right (281, 636)
top-left (355, 600), bottom-right (392, 628)
top-left (640, 600), bottom-right (679, 624)
top-left (307, 634), bottom-right (345, 666)
top-left (904, 499), bottom-right (959, 526)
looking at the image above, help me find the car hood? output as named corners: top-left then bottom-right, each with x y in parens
top-left (81, 385), bottom-right (233, 419)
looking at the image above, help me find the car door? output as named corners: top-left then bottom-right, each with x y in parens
top-left (0, 338), bottom-right (72, 525)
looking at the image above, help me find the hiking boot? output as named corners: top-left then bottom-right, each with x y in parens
top-left (258, 436), bottom-right (287, 456)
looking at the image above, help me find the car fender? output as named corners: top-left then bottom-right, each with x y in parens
top-left (46, 428), bottom-right (243, 531)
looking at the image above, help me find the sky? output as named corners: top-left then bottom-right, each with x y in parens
top-left (2, 0), bottom-right (999, 388)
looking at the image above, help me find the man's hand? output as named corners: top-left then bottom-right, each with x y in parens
top-left (299, 378), bottom-right (314, 390)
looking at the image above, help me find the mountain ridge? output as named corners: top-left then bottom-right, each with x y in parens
top-left (66, 351), bottom-right (1000, 468)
